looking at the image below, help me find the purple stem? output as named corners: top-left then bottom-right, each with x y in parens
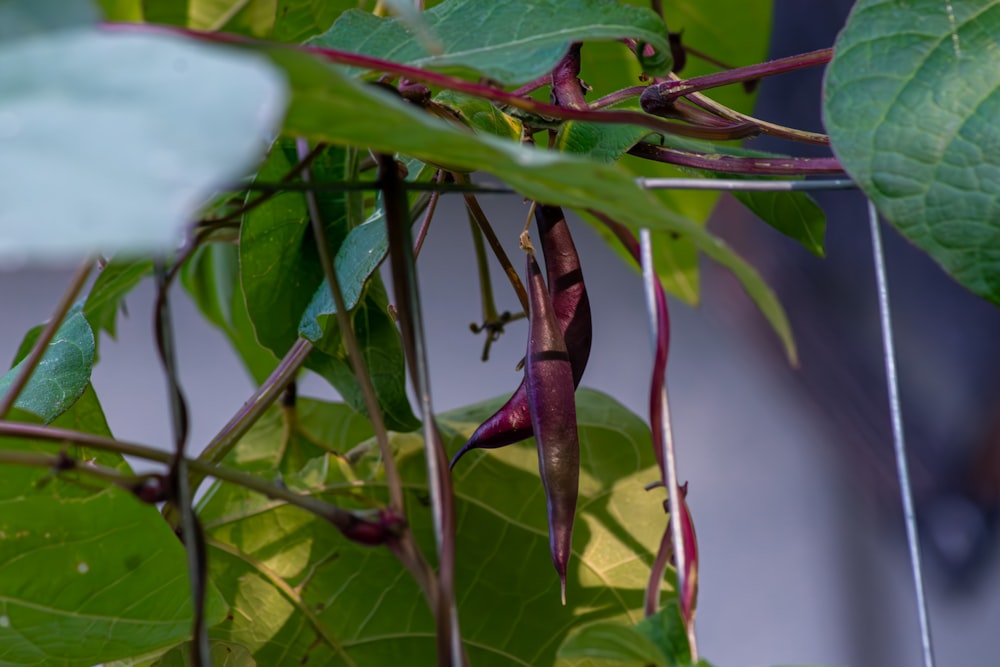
top-left (629, 142), bottom-right (844, 176)
top-left (101, 22), bottom-right (760, 143)
top-left (645, 48), bottom-right (834, 105)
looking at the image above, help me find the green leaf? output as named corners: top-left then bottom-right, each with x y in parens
top-left (98, 0), bottom-right (144, 21)
top-left (269, 48), bottom-right (796, 362)
top-left (308, 0), bottom-right (672, 84)
top-left (634, 603), bottom-right (691, 666)
top-left (557, 620), bottom-right (668, 667)
top-left (240, 141), bottom-right (352, 355)
top-left (143, 0), bottom-right (359, 43)
top-left (182, 243), bottom-right (279, 384)
top-left (0, 0), bottom-right (98, 43)
top-left (0, 306), bottom-right (95, 423)
top-left (240, 142), bottom-right (418, 428)
top-left (218, 396), bottom-right (373, 476)
top-left (199, 389), bottom-right (670, 665)
top-left (824, 0), bottom-right (1000, 303)
top-left (152, 640), bottom-right (256, 666)
top-left (303, 279), bottom-right (421, 433)
top-left (433, 91), bottom-right (524, 142)
top-left (0, 438), bottom-right (224, 665)
top-left (0, 25), bottom-right (286, 260)
top-left (83, 258), bottom-right (154, 339)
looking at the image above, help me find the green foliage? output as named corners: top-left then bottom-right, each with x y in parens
top-left (0, 306), bottom-right (95, 423)
top-left (0, 0), bottom-right (986, 663)
top-left (825, 0), bottom-right (1000, 303)
top-left (193, 390), bottom-right (666, 665)
top-left (309, 0), bottom-right (672, 84)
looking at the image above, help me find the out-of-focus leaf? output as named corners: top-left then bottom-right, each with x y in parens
top-left (84, 258), bottom-right (153, 339)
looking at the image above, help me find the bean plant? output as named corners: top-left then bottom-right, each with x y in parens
top-left (0, 0), bottom-right (994, 665)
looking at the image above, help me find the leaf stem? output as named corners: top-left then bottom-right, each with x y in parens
top-left (196, 338), bottom-right (313, 480)
top-left (0, 258), bottom-right (94, 420)
top-left (295, 138), bottom-right (405, 514)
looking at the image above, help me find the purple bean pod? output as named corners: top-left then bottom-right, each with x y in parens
top-left (450, 205), bottom-right (591, 468)
top-left (524, 249), bottom-right (580, 603)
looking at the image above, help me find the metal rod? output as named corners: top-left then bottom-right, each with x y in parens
top-left (639, 228), bottom-right (694, 655)
top-left (866, 199), bottom-right (935, 667)
top-left (241, 177), bottom-right (859, 196)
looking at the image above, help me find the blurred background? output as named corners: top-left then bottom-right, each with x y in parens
top-left (4, 0), bottom-right (1000, 665)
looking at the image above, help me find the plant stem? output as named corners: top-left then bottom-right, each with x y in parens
top-left (550, 44), bottom-right (588, 110)
top-left (458, 179), bottom-right (530, 316)
top-left (195, 337), bottom-right (313, 483)
top-left (101, 23), bottom-right (760, 142)
top-left (649, 48), bottom-right (833, 103)
top-left (628, 142), bottom-right (843, 175)
top-left (413, 171), bottom-right (443, 257)
top-left (295, 138), bottom-right (405, 514)
top-left (380, 154), bottom-right (464, 667)
top-left (0, 422), bottom-right (373, 531)
top-left (0, 258), bottom-right (94, 420)
top-left (589, 85), bottom-right (646, 110)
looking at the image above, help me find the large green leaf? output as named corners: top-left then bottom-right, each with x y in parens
top-left (557, 621), bottom-right (668, 667)
top-left (0, 438), bottom-right (224, 665)
top-left (824, 0), bottom-right (1000, 303)
top-left (269, 48), bottom-right (795, 361)
top-left (0, 17), bottom-right (286, 260)
top-left (308, 0), bottom-right (672, 85)
top-left (197, 389), bottom-right (669, 665)
top-left (0, 306), bottom-right (94, 423)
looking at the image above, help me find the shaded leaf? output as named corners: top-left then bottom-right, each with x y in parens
top-left (0, 306), bottom-right (94, 423)
top-left (824, 0), bottom-right (1000, 303)
top-left (303, 280), bottom-right (420, 433)
top-left (269, 48), bottom-right (795, 361)
top-left (557, 620), bottom-right (667, 667)
top-left (240, 141), bottom-right (418, 429)
top-left (0, 25), bottom-right (286, 260)
top-left (84, 258), bottom-right (154, 339)
top-left (182, 242), bottom-right (278, 384)
top-left (309, 0), bottom-right (672, 84)
top-left (198, 389), bottom-right (670, 665)
top-left (634, 603), bottom-right (690, 667)
top-left (98, 0), bottom-right (144, 21)
top-left (0, 0), bottom-right (98, 43)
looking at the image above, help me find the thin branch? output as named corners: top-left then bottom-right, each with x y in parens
top-left (458, 179), bottom-right (530, 316)
top-left (648, 48), bottom-right (834, 104)
top-left (153, 261), bottom-right (208, 667)
top-left (196, 338), bottom-right (313, 477)
top-left (628, 142), bottom-right (844, 175)
top-left (0, 422), bottom-right (385, 534)
top-left (413, 171), bottom-right (443, 257)
top-left (380, 154), bottom-right (464, 667)
top-left (0, 258), bottom-right (94, 420)
top-left (296, 138), bottom-right (405, 513)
